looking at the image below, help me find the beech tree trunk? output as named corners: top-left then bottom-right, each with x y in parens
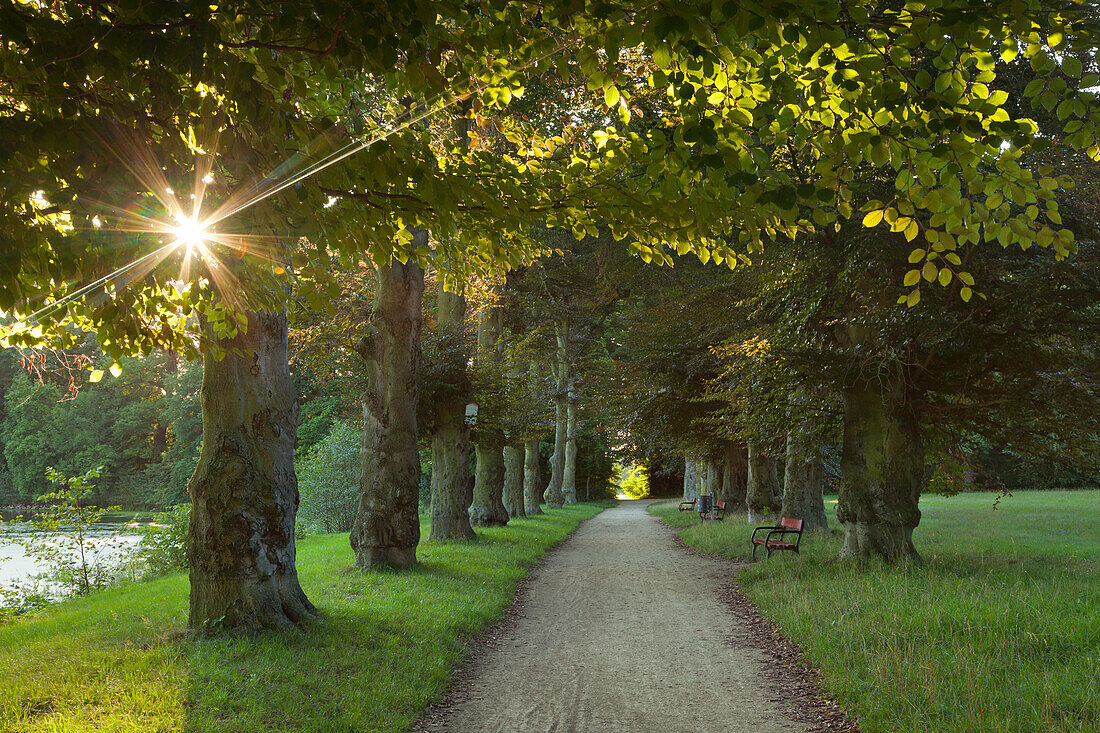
top-left (746, 442), bottom-right (781, 524)
top-left (523, 439), bottom-right (544, 515)
top-left (470, 438), bottom-right (508, 525)
top-left (722, 441), bottom-right (748, 511)
top-left (782, 422), bottom-right (829, 533)
top-left (682, 458), bottom-right (698, 502)
top-left (837, 378), bottom-right (923, 562)
top-left (545, 396), bottom-right (567, 509)
top-left (562, 399), bottom-right (578, 504)
top-left (503, 445), bottom-right (526, 518)
top-left (545, 318), bottom-right (571, 509)
top-left (429, 287), bottom-right (474, 541)
top-left (350, 255), bottom-right (424, 569)
top-left (705, 459), bottom-right (720, 500)
top-left (187, 311), bottom-right (315, 632)
top-left (469, 301), bottom-right (508, 526)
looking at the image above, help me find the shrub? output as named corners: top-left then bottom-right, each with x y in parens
top-left (134, 503), bottom-right (190, 575)
top-left (297, 421), bottom-right (361, 534)
top-left (17, 466), bottom-right (122, 597)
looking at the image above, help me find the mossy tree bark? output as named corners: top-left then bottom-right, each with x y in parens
top-left (722, 441), bottom-right (748, 511)
top-left (682, 458), bottom-right (698, 502)
top-left (523, 439), bottom-right (544, 515)
top-left (429, 287), bottom-right (475, 541)
top-left (349, 255), bottom-right (424, 569)
top-left (187, 310), bottom-right (316, 632)
top-left (503, 445), bottom-right (526, 518)
top-left (782, 420), bottom-right (829, 532)
top-left (470, 301), bottom-right (509, 526)
top-left (746, 442), bottom-right (781, 524)
top-left (837, 377), bottom-right (923, 562)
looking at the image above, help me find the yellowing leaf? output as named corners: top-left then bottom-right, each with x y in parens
top-left (938, 268), bottom-right (952, 286)
top-left (906, 288), bottom-right (921, 307)
top-left (922, 261), bottom-right (938, 282)
top-left (904, 269), bottom-right (921, 287)
top-left (961, 286), bottom-right (973, 302)
top-left (904, 219), bottom-right (919, 242)
top-left (862, 209), bottom-right (884, 227)
top-left (89, 370), bottom-right (104, 383)
top-left (109, 363), bottom-right (122, 378)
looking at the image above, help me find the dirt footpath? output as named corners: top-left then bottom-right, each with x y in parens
top-left (416, 500), bottom-right (811, 733)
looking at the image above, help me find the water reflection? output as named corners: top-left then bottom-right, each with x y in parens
top-left (0, 521), bottom-right (147, 597)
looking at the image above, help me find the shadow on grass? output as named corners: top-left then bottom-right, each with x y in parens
top-left (0, 504), bottom-right (606, 733)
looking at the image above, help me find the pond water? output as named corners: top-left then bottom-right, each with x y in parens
top-left (0, 520), bottom-right (147, 597)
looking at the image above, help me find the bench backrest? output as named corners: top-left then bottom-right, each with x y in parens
top-left (780, 517), bottom-right (804, 531)
top-left (716, 499), bottom-right (726, 509)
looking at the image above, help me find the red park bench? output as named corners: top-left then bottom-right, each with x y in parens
top-left (750, 517), bottom-right (804, 560)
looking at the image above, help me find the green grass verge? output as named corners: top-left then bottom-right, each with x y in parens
top-left (650, 491), bottom-right (1100, 733)
top-left (0, 502), bottom-right (608, 732)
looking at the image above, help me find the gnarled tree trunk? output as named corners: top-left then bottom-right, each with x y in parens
top-left (429, 288), bottom-right (474, 541)
top-left (722, 441), bottom-right (748, 511)
top-left (837, 377), bottom-right (923, 562)
top-left (783, 420), bottom-right (829, 533)
top-left (470, 300), bottom-right (508, 526)
top-left (188, 310), bottom-right (315, 632)
top-left (523, 439), bottom-right (544, 515)
top-left (503, 445), bottom-right (526, 518)
top-left (350, 255), bottom-right (424, 569)
top-left (746, 442), bottom-right (781, 524)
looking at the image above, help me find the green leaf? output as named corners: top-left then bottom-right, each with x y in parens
top-left (889, 46), bottom-right (911, 66)
top-left (604, 85), bottom-right (620, 108)
top-left (652, 45), bottom-right (671, 69)
top-left (908, 249), bottom-right (926, 263)
top-left (1063, 55), bottom-right (1082, 78)
top-left (938, 268), bottom-right (952, 286)
top-left (922, 261), bottom-right (938, 282)
top-left (903, 269), bottom-right (921, 286)
top-left (960, 286), bottom-right (973, 302)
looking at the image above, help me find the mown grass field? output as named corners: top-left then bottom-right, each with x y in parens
top-left (0, 503), bottom-right (608, 733)
top-left (651, 490), bottom-right (1100, 733)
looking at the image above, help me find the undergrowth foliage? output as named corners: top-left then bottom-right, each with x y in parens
top-left (135, 504), bottom-right (190, 575)
top-left (296, 421), bottom-right (361, 534)
top-left (17, 466), bottom-right (122, 597)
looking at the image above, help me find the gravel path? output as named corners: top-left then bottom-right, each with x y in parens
top-left (416, 500), bottom-right (810, 733)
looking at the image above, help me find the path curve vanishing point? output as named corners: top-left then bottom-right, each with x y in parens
top-left (416, 500), bottom-right (810, 733)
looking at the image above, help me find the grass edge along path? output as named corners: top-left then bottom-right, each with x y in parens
top-left (650, 491), bottom-right (1099, 733)
top-left (0, 501), bottom-right (611, 733)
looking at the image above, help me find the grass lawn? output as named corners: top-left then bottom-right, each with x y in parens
top-left (651, 490), bottom-right (1100, 733)
top-left (0, 502), bottom-right (608, 733)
